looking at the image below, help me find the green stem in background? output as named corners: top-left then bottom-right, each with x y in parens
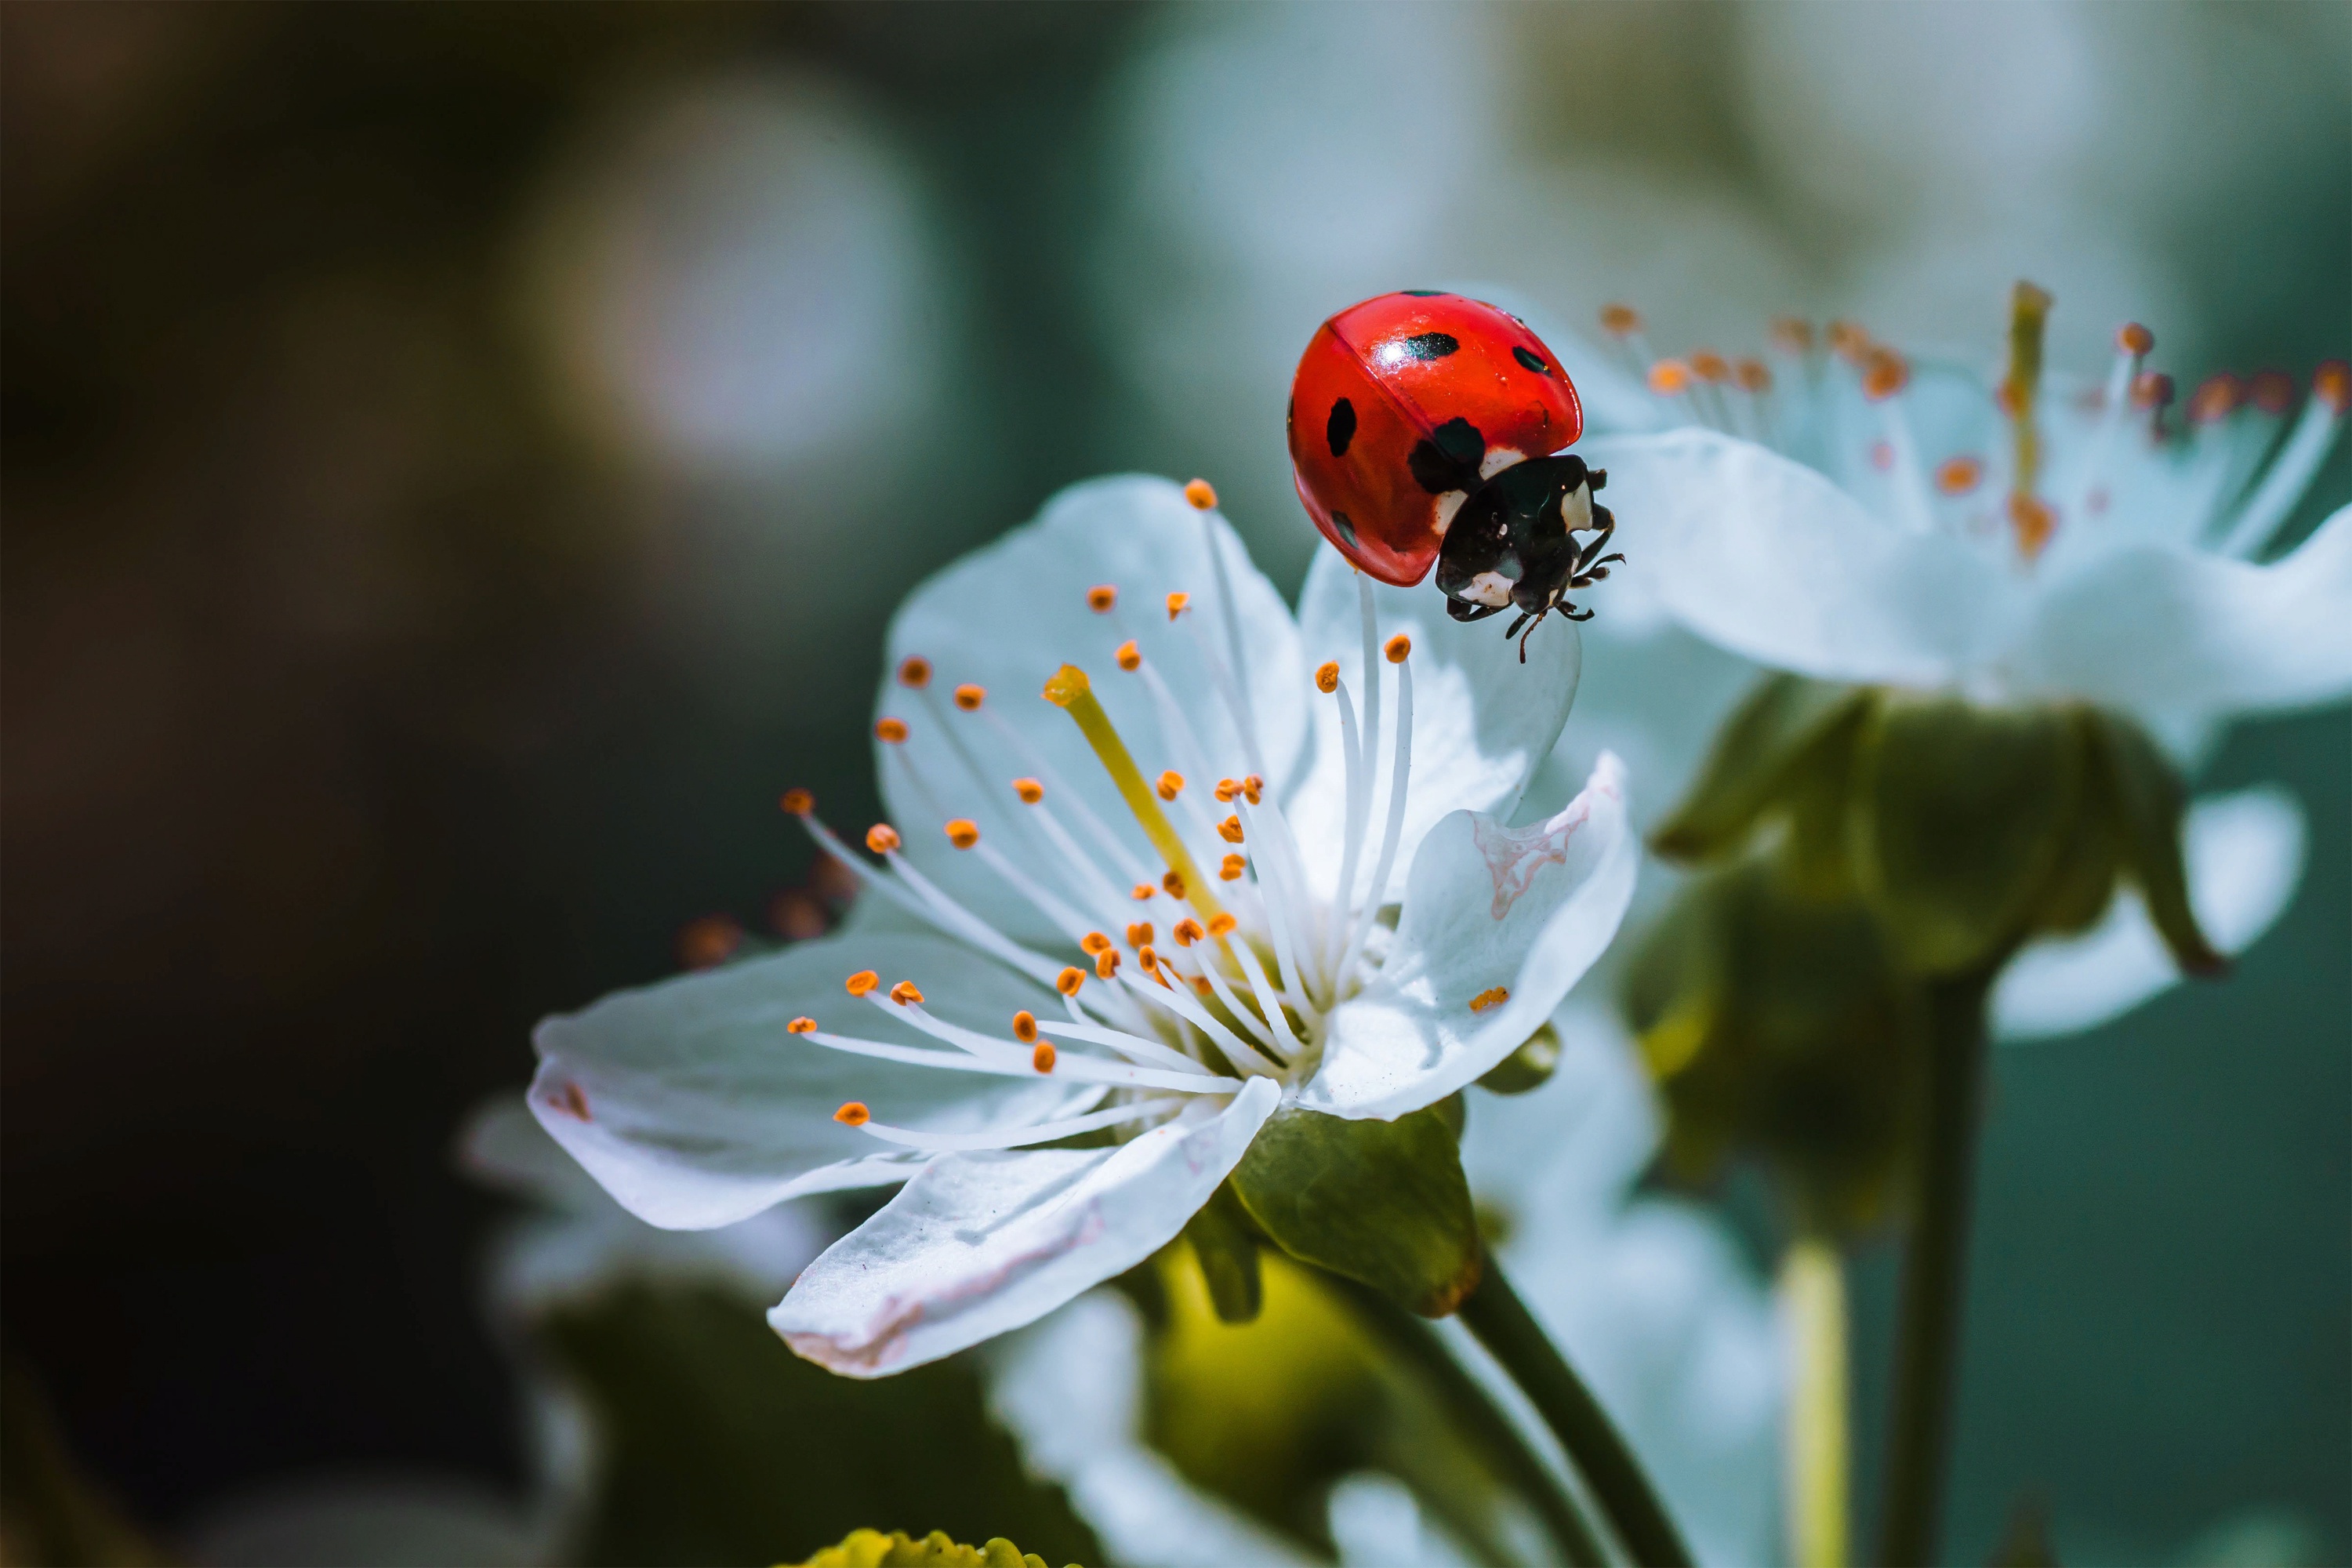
top-left (1323, 1271), bottom-right (1610, 1568)
top-left (1457, 1254), bottom-right (1697, 1568)
top-left (1780, 1234), bottom-right (1849, 1568)
top-left (1878, 972), bottom-right (1994, 1567)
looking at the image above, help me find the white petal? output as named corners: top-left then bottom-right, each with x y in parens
top-left (1588, 428), bottom-right (2020, 687)
top-left (528, 931), bottom-right (1082, 1230)
top-left (880, 475), bottom-right (1308, 946)
top-left (1298, 753), bottom-right (1639, 1119)
top-left (772, 1076), bottom-right (1279, 1375)
top-left (1288, 547), bottom-right (1583, 902)
top-left (1547, 617), bottom-right (1762, 836)
top-left (2005, 503), bottom-right (2352, 724)
top-left (1994, 786), bottom-right (2307, 1042)
top-left (459, 1095), bottom-right (615, 1214)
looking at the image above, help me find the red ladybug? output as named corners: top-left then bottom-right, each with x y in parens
top-left (1287, 291), bottom-right (1620, 658)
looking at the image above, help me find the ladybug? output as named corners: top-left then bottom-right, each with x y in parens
top-left (1287, 290), bottom-right (1621, 659)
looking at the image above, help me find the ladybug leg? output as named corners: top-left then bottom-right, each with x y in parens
top-left (1569, 506), bottom-right (1617, 573)
top-left (1446, 595), bottom-right (1507, 623)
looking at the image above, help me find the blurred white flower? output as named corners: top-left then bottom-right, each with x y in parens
top-left (528, 475), bottom-right (1638, 1376)
top-left (1461, 1004), bottom-right (1782, 1568)
top-left (521, 69), bottom-right (943, 475)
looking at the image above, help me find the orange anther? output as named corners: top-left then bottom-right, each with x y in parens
top-left (1032, 1041), bottom-right (1057, 1073)
top-left (1646, 359), bottom-right (1691, 396)
top-left (866, 824), bottom-right (901, 854)
top-left (1218, 815), bottom-right (1244, 844)
top-left (1769, 317), bottom-right (1815, 354)
top-left (1934, 456), bottom-right (1985, 496)
top-left (945, 818), bottom-right (980, 849)
top-left (1127, 921), bottom-right (1153, 947)
top-left (833, 1102), bottom-right (871, 1127)
top-left (1206, 913), bottom-right (1236, 938)
top-left (1131, 883), bottom-right (1156, 901)
top-left (1013, 778), bottom-right (1044, 804)
top-left (2117, 322), bottom-right (2155, 357)
top-left (953, 684), bottom-right (985, 711)
top-left (1166, 592), bottom-right (1190, 620)
top-left (1383, 633), bottom-right (1411, 663)
top-left (1827, 320), bottom-right (1871, 363)
top-left (1087, 584), bottom-right (1117, 612)
top-left (1161, 869), bottom-right (1187, 900)
top-left (2249, 369), bottom-right (2293, 415)
top-left (897, 656), bottom-right (931, 688)
top-left (2132, 371), bottom-right (2176, 411)
top-left (1094, 948), bottom-right (1120, 979)
top-left (1056, 966), bottom-right (1085, 996)
top-left (1173, 919), bottom-right (1203, 947)
top-left (1081, 931), bottom-right (1112, 956)
top-left (1689, 350), bottom-right (1730, 383)
top-left (1242, 775), bottom-right (1263, 804)
top-left (1137, 944), bottom-right (1160, 975)
top-left (779, 788), bottom-right (815, 815)
top-left (1862, 349), bottom-right (1909, 401)
top-left (1115, 639), bottom-right (1142, 671)
top-left (875, 717), bottom-right (909, 743)
top-left (1468, 985), bottom-right (1510, 1013)
top-left (1735, 358), bottom-right (1772, 393)
top-left (2188, 373), bottom-right (2243, 424)
top-left (1184, 478), bottom-right (1218, 510)
top-left (788, 1016), bottom-right (818, 1034)
top-left (2316, 360), bottom-right (2350, 414)
top-left (2009, 494), bottom-right (2057, 560)
top-left (1192, 975), bottom-right (1214, 995)
top-left (1156, 770), bottom-right (1185, 801)
top-left (1219, 854), bottom-right (1246, 881)
top-left (1011, 1010), bottom-right (1039, 1044)
top-left (1214, 778), bottom-right (1240, 802)
top-left (1315, 661), bottom-right (1340, 693)
top-left (1599, 303), bottom-right (1642, 337)
top-left (845, 970), bottom-right (880, 996)
top-left (889, 980), bottom-right (924, 1006)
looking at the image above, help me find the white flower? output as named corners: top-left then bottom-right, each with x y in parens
top-left (1582, 306), bottom-right (2351, 754)
top-left (1545, 299), bottom-right (2341, 1034)
top-left (528, 475), bottom-right (1639, 1377)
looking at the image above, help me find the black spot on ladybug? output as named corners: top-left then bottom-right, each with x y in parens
top-left (1327, 397), bottom-right (1356, 457)
top-left (1401, 332), bottom-right (1460, 361)
top-left (1331, 511), bottom-right (1358, 549)
top-left (1407, 416), bottom-right (1486, 495)
top-left (1513, 346), bottom-right (1549, 374)
top-left (1403, 289), bottom-right (1445, 297)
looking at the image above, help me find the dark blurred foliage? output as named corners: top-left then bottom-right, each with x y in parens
top-left (1, 1), bottom-right (1147, 1539)
top-left (537, 1282), bottom-right (1099, 1566)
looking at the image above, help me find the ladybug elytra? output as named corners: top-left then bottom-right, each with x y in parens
top-left (1287, 291), bottom-right (1621, 659)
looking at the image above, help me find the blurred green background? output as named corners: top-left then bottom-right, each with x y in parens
top-left (2, 4), bottom-right (2344, 1564)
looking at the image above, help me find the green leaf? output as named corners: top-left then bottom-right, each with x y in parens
top-left (1476, 1022), bottom-right (1562, 1095)
top-left (1653, 675), bottom-right (1872, 865)
top-left (1182, 1181), bottom-right (1264, 1324)
top-left (1231, 1105), bottom-right (1481, 1318)
top-left (1853, 696), bottom-right (2083, 975)
top-left (535, 1281), bottom-right (1101, 1568)
top-left (2085, 709), bottom-right (2225, 975)
top-left (789, 1527), bottom-right (1065, 1568)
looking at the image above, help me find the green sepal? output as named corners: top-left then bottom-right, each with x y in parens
top-left (1653, 675), bottom-right (1872, 866)
top-left (1476, 1023), bottom-right (1562, 1096)
top-left (1231, 1104), bottom-right (1482, 1318)
top-left (1852, 695), bottom-right (2082, 976)
top-left (1181, 1181), bottom-right (1264, 1324)
top-left (2085, 709), bottom-right (2226, 975)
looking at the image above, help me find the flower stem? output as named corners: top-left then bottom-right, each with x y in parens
top-left (1457, 1254), bottom-right (1696, 1568)
top-left (1780, 1233), bottom-right (1849, 1568)
top-left (1323, 1270), bottom-right (1610, 1568)
top-left (1878, 971), bottom-right (1993, 1566)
